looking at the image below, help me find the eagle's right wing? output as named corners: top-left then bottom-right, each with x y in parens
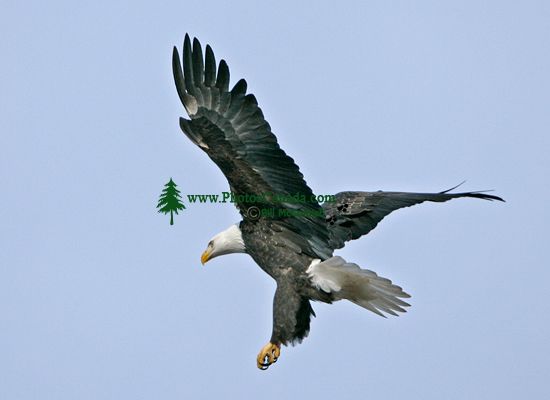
top-left (323, 188), bottom-right (504, 250)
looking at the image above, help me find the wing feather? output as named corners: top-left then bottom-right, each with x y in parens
top-left (215, 60), bottom-right (230, 91)
top-left (204, 45), bottom-right (217, 87)
top-left (192, 38), bottom-right (204, 85)
top-left (183, 36), bottom-right (195, 93)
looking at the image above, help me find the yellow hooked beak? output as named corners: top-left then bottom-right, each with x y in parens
top-left (201, 248), bottom-right (212, 265)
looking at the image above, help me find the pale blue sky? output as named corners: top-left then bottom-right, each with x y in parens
top-left (1, 1), bottom-right (549, 399)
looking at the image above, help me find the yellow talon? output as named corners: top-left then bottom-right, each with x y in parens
top-left (256, 342), bottom-right (281, 370)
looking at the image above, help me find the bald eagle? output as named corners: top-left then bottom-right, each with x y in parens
top-left (172, 35), bottom-right (503, 370)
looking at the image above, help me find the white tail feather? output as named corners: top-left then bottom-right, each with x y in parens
top-left (306, 256), bottom-right (411, 317)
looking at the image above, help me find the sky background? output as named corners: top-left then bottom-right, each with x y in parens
top-left (1, 1), bottom-right (549, 399)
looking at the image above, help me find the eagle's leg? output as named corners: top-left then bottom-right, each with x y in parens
top-left (256, 342), bottom-right (281, 370)
top-left (255, 279), bottom-right (315, 370)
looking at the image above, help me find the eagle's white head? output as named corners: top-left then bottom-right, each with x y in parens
top-left (201, 224), bottom-right (246, 264)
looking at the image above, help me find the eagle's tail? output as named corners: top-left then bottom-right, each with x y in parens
top-left (307, 256), bottom-right (411, 317)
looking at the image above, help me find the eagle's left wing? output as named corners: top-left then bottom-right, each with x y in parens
top-left (173, 35), bottom-right (331, 259)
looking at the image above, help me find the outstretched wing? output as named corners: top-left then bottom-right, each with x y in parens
top-left (323, 188), bottom-right (504, 249)
top-left (173, 35), bottom-right (331, 258)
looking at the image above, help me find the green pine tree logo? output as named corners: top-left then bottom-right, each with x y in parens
top-left (157, 178), bottom-right (186, 225)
